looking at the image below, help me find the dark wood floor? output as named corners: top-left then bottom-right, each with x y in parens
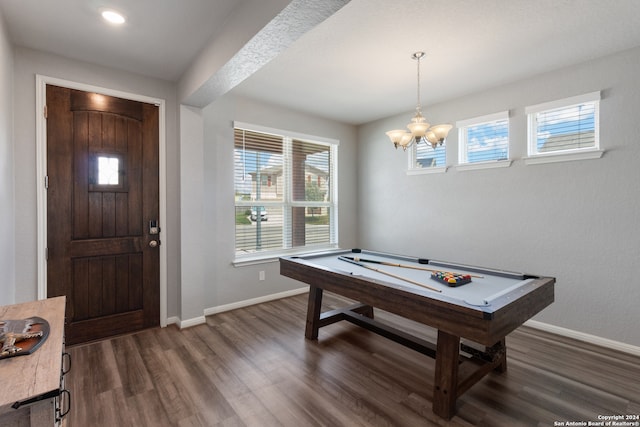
top-left (65, 293), bottom-right (640, 427)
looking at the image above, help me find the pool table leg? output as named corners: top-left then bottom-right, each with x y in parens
top-left (305, 286), bottom-right (323, 340)
top-left (433, 330), bottom-right (460, 419)
top-left (493, 338), bottom-right (507, 373)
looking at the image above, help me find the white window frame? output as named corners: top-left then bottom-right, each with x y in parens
top-left (456, 111), bottom-right (512, 171)
top-left (525, 91), bottom-right (603, 165)
top-left (233, 122), bottom-right (339, 265)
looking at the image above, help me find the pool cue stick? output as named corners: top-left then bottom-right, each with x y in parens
top-left (338, 256), bottom-right (442, 293)
top-left (342, 256), bottom-right (484, 279)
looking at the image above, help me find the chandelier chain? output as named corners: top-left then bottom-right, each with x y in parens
top-left (416, 54), bottom-right (421, 113)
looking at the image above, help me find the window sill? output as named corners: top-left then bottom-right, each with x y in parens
top-left (454, 160), bottom-right (512, 172)
top-left (524, 149), bottom-right (604, 165)
top-left (407, 166), bottom-right (448, 175)
top-left (233, 244), bottom-right (339, 267)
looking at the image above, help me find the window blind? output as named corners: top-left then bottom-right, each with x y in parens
top-left (534, 103), bottom-right (596, 153)
top-left (415, 143), bottom-right (446, 168)
top-left (457, 112), bottom-right (509, 164)
top-left (526, 92), bottom-right (600, 156)
top-left (466, 121), bottom-right (509, 162)
top-left (291, 139), bottom-right (333, 246)
top-left (234, 126), bottom-right (337, 257)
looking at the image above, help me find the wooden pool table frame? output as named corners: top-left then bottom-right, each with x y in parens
top-left (280, 249), bottom-right (555, 419)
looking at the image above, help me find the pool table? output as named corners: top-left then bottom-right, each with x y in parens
top-left (279, 248), bottom-right (555, 419)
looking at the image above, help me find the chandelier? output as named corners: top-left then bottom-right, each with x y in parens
top-left (385, 52), bottom-right (452, 150)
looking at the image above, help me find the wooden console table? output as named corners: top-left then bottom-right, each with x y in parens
top-left (0, 297), bottom-right (69, 426)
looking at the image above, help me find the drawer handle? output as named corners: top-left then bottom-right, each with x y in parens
top-left (56, 389), bottom-right (71, 421)
top-left (62, 352), bottom-right (72, 375)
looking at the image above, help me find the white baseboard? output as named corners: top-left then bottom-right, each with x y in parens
top-left (525, 320), bottom-right (640, 357)
top-left (179, 316), bottom-right (207, 329)
top-left (204, 287), bottom-right (309, 316)
top-left (175, 287), bottom-right (309, 329)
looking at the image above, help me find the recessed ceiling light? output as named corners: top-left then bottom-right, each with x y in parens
top-left (101, 10), bottom-right (126, 25)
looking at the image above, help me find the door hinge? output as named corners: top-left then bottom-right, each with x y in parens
top-left (44, 175), bottom-right (49, 189)
top-left (44, 104), bottom-right (48, 119)
top-left (45, 247), bottom-right (48, 261)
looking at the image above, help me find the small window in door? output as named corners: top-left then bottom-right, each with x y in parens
top-left (98, 156), bottom-right (120, 185)
top-left (89, 153), bottom-right (127, 191)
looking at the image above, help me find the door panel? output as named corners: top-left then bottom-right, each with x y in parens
top-left (46, 85), bottom-right (160, 345)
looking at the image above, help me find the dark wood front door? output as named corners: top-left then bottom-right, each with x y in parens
top-left (46, 85), bottom-right (160, 345)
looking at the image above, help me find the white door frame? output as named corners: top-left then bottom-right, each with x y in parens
top-left (35, 75), bottom-right (168, 327)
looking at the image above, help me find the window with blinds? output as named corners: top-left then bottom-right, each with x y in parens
top-left (414, 143), bottom-right (446, 169)
top-left (527, 92), bottom-right (600, 156)
top-left (234, 123), bottom-right (338, 258)
top-left (457, 111), bottom-right (509, 164)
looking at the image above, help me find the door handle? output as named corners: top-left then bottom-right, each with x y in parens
top-left (149, 240), bottom-right (159, 248)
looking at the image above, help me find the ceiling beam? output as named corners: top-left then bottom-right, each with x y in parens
top-left (181, 0), bottom-right (350, 108)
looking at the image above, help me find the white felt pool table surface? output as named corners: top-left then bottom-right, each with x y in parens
top-left (288, 249), bottom-right (537, 311)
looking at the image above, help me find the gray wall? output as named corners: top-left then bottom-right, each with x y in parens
top-left (358, 47), bottom-right (640, 347)
top-left (176, 92), bottom-right (358, 321)
top-left (11, 47), bottom-right (181, 318)
top-left (5, 9), bottom-right (639, 349)
top-left (0, 10), bottom-right (14, 305)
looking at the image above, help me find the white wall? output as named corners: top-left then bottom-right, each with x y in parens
top-left (11, 47), bottom-right (181, 318)
top-left (358, 47), bottom-right (640, 347)
top-left (0, 9), bottom-right (15, 305)
top-left (177, 92), bottom-right (358, 323)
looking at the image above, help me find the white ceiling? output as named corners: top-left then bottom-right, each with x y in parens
top-left (2, 0), bottom-right (640, 125)
top-left (0, 0), bottom-right (245, 81)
